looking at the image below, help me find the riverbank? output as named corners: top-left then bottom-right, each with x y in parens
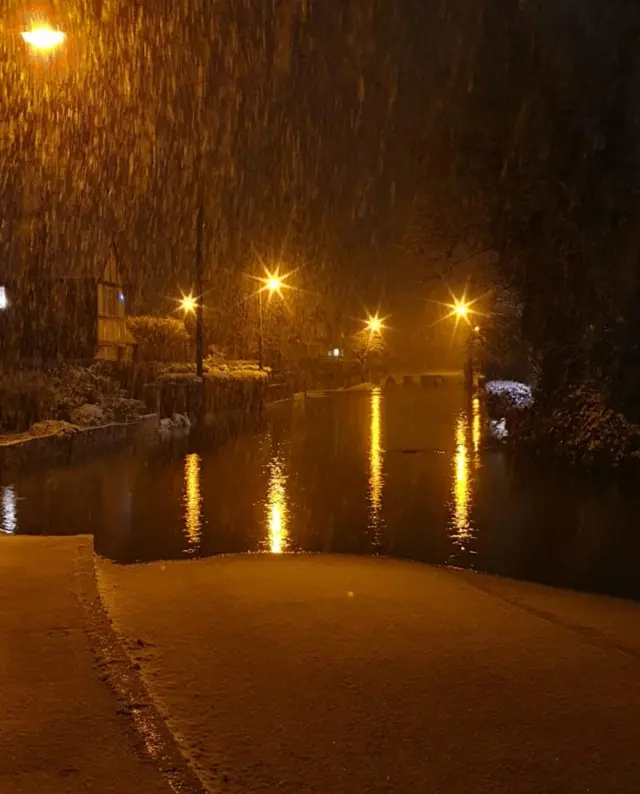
top-left (98, 553), bottom-right (640, 793)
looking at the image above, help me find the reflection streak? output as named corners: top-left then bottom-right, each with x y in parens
top-left (472, 395), bottom-right (482, 464)
top-left (368, 387), bottom-right (385, 541)
top-left (452, 413), bottom-right (471, 542)
top-left (1, 486), bottom-right (17, 534)
top-left (183, 453), bottom-right (202, 551)
top-left (267, 453), bottom-right (289, 553)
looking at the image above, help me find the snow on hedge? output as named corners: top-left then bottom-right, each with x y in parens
top-left (485, 380), bottom-right (533, 411)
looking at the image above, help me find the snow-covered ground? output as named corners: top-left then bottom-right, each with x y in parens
top-left (97, 554), bottom-right (640, 794)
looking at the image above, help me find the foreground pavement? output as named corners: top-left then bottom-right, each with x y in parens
top-left (0, 536), bottom-right (174, 794)
top-left (98, 554), bottom-right (640, 794)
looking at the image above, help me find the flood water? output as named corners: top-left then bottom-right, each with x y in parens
top-left (3, 385), bottom-right (640, 600)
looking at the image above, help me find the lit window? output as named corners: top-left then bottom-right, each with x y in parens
top-left (0, 286), bottom-right (6, 310)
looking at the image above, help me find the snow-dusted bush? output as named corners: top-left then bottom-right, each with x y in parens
top-left (0, 364), bottom-right (145, 434)
top-left (485, 380), bottom-right (533, 418)
top-left (50, 364), bottom-right (122, 416)
top-left (157, 360), bottom-right (269, 383)
top-left (510, 384), bottom-right (640, 467)
top-left (28, 420), bottom-right (77, 437)
top-left (70, 404), bottom-right (107, 427)
top-left (105, 397), bottom-right (147, 422)
top-left (158, 413), bottom-right (191, 438)
top-left (127, 316), bottom-right (191, 363)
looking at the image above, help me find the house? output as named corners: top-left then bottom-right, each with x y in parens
top-left (0, 245), bottom-right (136, 364)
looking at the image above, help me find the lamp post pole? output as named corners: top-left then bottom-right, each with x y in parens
top-left (258, 287), bottom-right (265, 370)
top-left (195, 197), bottom-right (204, 379)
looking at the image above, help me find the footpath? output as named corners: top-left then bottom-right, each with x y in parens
top-left (5, 537), bottom-right (640, 793)
top-left (0, 536), bottom-right (175, 794)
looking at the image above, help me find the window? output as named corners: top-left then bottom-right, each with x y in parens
top-left (0, 286), bottom-right (6, 310)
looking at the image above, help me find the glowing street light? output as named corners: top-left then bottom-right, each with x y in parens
top-left (367, 316), bottom-right (383, 335)
top-left (454, 301), bottom-right (470, 319)
top-left (180, 294), bottom-right (197, 314)
top-left (256, 268), bottom-right (291, 369)
top-left (266, 275), bottom-right (283, 293)
top-left (259, 269), bottom-right (289, 297)
top-left (21, 24), bottom-right (66, 54)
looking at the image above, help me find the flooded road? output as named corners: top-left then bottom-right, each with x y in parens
top-left (3, 385), bottom-right (640, 600)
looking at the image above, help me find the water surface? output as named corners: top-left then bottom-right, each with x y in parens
top-left (3, 386), bottom-right (640, 600)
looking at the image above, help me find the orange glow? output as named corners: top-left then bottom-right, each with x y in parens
top-left (180, 294), bottom-right (197, 314)
top-left (21, 25), bottom-right (65, 52)
top-left (259, 268), bottom-right (290, 297)
top-left (364, 313), bottom-right (388, 335)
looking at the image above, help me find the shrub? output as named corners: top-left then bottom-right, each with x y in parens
top-left (127, 316), bottom-right (191, 363)
top-left (70, 404), bottom-right (107, 427)
top-left (510, 384), bottom-right (640, 468)
top-left (485, 380), bottom-right (533, 418)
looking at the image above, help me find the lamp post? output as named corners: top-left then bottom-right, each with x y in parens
top-left (446, 296), bottom-right (478, 392)
top-left (258, 271), bottom-right (285, 370)
top-left (194, 198), bottom-right (205, 378)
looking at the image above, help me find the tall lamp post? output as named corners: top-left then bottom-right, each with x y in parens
top-left (258, 272), bottom-right (285, 370)
top-left (447, 297), bottom-right (479, 392)
top-left (178, 198), bottom-right (206, 378)
top-left (194, 199), bottom-right (205, 378)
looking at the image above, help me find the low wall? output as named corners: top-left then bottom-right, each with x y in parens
top-left (153, 376), bottom-right (267, 423)
top-left (0, 414), bottom-right (158, 471)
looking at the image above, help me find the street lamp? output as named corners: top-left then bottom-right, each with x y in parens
top-left (21, 24), bottom-right (65, 54)
top-left (180, 294), bottom-right (197, 314)
top-left (257, 269), bottom-right (288, 369)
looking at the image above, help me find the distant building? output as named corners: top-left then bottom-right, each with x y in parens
top-left (0, 246), bottom-right (136, 364)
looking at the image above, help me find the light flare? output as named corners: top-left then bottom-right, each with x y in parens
top-left (180, 294), bottom-right (197, 314)
top-left (258, 268), bottom-right (291, 298)
top-left (21, 25), bottom-right (65, 53)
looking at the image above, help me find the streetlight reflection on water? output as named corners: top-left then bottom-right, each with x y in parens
top-left (266, 452), bottom-right (289, 553)
top-left (472, 395), bottom-right (482, 462)
top-left (450, 399), bottom-right (483, 553)
top-left (183, 453), bottom-right (203, 551)
top-left (1, 486), bottom-right (17, 535)
top-left (453, 413), bottom-right (471, 539)
top-left (368, 387), bottom-right (385, 542)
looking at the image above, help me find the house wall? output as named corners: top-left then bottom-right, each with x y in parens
top-left (0, 280), bottom-right (98, 363)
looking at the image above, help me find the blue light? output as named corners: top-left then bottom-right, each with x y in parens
top-left (119, 291), bottom-right (125, 302)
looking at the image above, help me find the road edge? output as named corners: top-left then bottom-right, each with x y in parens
top-left (74, 538), bottom-right (211, 794)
